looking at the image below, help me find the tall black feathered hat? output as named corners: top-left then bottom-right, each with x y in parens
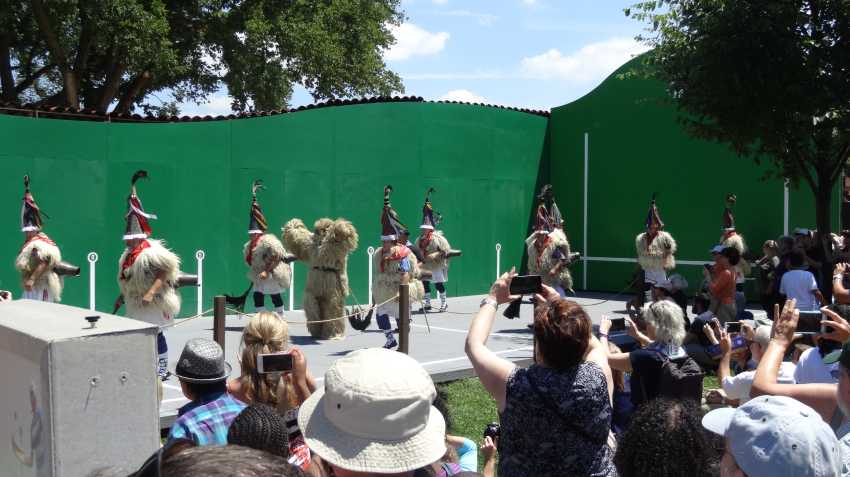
top-left (645, 193), bottom-right (664, 231)
top-left (381, 185), bottom-right (407, 241)
top-left (722, 194), bottom-right (736, 231)
top-left (124, 170), bottom-right (157, 240)
top-left (248, 180), bottom-right (268, 234)
top-left (21, 175), bottom-right (46, 232)
top-left (420, 188), bottom-right (441, 230)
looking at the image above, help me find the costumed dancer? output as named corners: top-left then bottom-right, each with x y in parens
top-left (417, 188), bottom-right (459, 312)
top-left (245, 180), bottom-right (291, 316)
top-left (116, 170), bottom-right (181, 380)
top-left (635, 194), bottom-right (677, 304)
top-left (718, 194), bottom-right (749, 292)
top-left (282, 214), bottom-right (358, 340)
top-left (525, 185), bottom-right (576, 297)
top-left (373, 186), bottom-right (421, 349)
top-left (16, 176), bottom-right (68, 302)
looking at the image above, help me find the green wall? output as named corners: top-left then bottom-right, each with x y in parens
top-left (0, 102), bottom-right (547, 315)
top-left (549, 57), bottom-right (840, 295)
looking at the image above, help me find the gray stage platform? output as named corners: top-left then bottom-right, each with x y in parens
top-left (159, 292), bottom-right (767, 428)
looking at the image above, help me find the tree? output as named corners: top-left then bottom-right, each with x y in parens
top-left (627, 0), bottom-right (850, 264)
top-left (0, 0), bottom-right (404, 115)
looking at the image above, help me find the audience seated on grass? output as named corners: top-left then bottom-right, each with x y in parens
top-left (603, 300), bottom-right (702, 406)
top-left (466, 268), bottom-right (616, 477)
top-left (416, 389), bottom-right (478, 476)
top-left (794, 304), bottom-right (850, 385)
top-left (702, 395), bottom-right (841, 477)
top-left (227, 311), bottom-right (316, 468)
top-left (683, 294), bottom-right (719, 371)
top-left (614, 398), bottom-right (718, 477)
top-left (160, 445), bottom-right (307, 477)
top-left (227, 403), bottom-right (289, 459)
top-left (298, 348), bottom-right (447, 477)
top-left (167, 338), bottom-right (246, 446)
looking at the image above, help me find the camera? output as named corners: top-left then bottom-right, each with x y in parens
top-left (483, 422), bottom-right (500, 440)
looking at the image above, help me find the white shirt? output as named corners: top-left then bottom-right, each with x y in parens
top-left (836, 420), bottom-right (850, 476)
top-left (722, 361), bottom-right (796, 404)
top-left (779, 269), bottom-right (820, 311)
top-left (794, 347), bottom-right (839, 384)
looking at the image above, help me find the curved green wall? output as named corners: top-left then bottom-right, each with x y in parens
top-left (549, 56), bottom-right (838, 294)
top-left (0, 102), bottom-right (547, 315)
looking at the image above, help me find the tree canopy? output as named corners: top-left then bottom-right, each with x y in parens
top-left (628, 0), bottom-right (850, 243)
top-left (0, 0), bottom-right (405, 115)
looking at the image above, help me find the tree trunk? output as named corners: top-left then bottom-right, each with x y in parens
top-left (0, 34), bottom-right (15, 102)
top-left (815, 169), bottom-right (835, 302)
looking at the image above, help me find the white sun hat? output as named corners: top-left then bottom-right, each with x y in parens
top-left (297, 348), bottom-right (447, 473)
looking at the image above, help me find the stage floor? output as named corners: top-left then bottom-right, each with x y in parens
top-left (159, 292), bottom-right (767, 428)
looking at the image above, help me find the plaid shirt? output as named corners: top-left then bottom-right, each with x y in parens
top-left (167, 392), bottom-right (246, 446)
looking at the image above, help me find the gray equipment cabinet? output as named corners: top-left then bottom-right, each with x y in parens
top-left (0, 299), bottom-right (160, 476)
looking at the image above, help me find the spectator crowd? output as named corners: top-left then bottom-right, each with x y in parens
top-left (4, 226), bottom-right (849, 475)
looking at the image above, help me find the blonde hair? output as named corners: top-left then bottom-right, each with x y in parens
top-left (238, 312), bottom-right (296, 411)
top-left (644, 300), bottom-right (686, 346)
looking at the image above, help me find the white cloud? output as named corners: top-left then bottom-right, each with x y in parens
top-left (436, 10), bottom-right (498, 26)
top-left (438, 89), bottom-right (489, 103)
top-left (180, 93), bottom-right (233, 116)
top-left (403, 71), bottom-right (503, 80)
top-left (385, 23), bottom-right (450, 61)
top-left (520, 37), bottom-right (649, 82)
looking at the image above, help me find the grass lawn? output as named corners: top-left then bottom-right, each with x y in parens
top-left (437, 375), bottom-right (722, 469)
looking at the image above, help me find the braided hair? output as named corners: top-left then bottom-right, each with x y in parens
top-left (227, 404), bottom-right (289, 458)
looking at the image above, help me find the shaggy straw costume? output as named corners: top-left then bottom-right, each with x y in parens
top-left (372, 185), bottom-right (423, 349)
top-left (16, 176), bottom-right (64, 302)
top-left (416, 188), bottom-right (455, 311)
top-left (636, 195), bottom-right (677, 302)
top-left (525, 185), bottom-right (575, 296)
top-left (117, 170), bottom-right (182, 379)
top-left (283, 217), bottom-right (358, 340)
top-left (244, 180), bottom-right (291, 315)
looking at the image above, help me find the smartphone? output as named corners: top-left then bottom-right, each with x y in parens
top-left (797, 311), bottom-right (823, 335)
top-left (257, 352), bottom-right (293, 374)
top-left (610, 317), bottom-right (626, 332)
top-left (509, 275), bottom-right (542, 295)
top-left (726, 322), bottom-right (742, 333)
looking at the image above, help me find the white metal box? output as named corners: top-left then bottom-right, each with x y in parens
top-left (0, 299), bottom-right (160, 476)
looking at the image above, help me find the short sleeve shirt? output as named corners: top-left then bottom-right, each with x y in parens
top-left (780, 269), bottom-right (820, 311)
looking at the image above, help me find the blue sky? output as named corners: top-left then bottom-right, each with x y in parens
top-left (180, 0), bottom-right (648, 116)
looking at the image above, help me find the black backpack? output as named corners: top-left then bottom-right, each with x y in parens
top-left (641, 351), bottom-right (704, 402)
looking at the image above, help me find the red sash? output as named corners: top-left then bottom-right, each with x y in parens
top-left (20, 233), bottom-right (56, 254)
top-left (246, 234), bottom-right (262, 265)
top-left (380, 246), bottom-right (410, 272)
top-left (417, 232), bottom-right (433, 251)
top-left (121, 240), bottom-right (151, 279)
top-left (534, 235), bottom-right (552, 269)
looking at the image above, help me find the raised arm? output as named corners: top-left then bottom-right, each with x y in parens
top-left (465, 269), bottom-right (519, 413)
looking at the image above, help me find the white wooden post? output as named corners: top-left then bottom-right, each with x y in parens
top-left (495, 243), bottom-right (502, 279)
top-left (583, 132), bottom-right (589, 290)
top-left (367, 246), bottom-right (375, 305)
top-left (87, 252), bottom-right (98, 310)
top-left (289, 262), bottom-right (295, 311)
top-left (783, 178), bottom-right (790, 236)
top-left (195, 250), bottom-right (205, 316)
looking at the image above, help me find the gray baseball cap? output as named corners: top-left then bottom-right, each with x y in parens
top-left (702, 395), bottom-right (841, 477)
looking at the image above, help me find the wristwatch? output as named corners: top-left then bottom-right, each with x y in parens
top-left (480, 296), bottom-right (498, 309)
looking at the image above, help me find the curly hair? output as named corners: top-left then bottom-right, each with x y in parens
top-left (644, 300), bottom-right (686, 346)
top-left (614, 398), bottom-right (718, 477)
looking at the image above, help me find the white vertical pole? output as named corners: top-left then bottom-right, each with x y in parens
top-left (495, 243), bottom-right (502, 279)
top-left (783, 178), bottom-right (790, 236)
top-left (195, 250), bottom-right (205, 316)
top-left (87, 252), bottom-right (98, 310)
top-left (583, 132), bottom-right (589, 290)
top-left (289, 262), bottom-right (295, 311)
top-left (367, 247), bottom-right (375, 305)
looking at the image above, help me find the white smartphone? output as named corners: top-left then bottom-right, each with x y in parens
top-left (256, 352), bottom-right (293, 374)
